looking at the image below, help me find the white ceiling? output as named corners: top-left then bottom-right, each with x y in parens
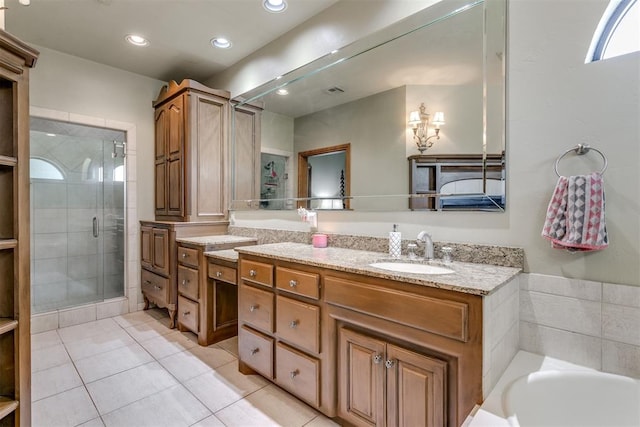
top-left (4, 0), bottom-right (339, 82)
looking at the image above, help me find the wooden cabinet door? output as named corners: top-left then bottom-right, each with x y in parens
top-left (140, 226), bottom-right (153, 270)
top-left (338, 328), bottom-right (386, 427)
top-left (154, 106), bottom-right (168, 216)
top-left (386, 344), bottom-right (447, 427)
top-left (152, 227), bottom-right (170, 276)
top-left (166, 94), bottom-right (185, 217)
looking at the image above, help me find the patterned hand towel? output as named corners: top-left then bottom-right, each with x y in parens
top-left (541, 172), bottom-right (608, 251)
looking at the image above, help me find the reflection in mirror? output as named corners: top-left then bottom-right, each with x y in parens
top-left (231, 0), bottom-right (506, 212)
top-left (298, 143), bottom-right (350, 210)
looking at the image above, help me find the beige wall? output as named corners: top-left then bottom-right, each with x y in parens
top-left (231, 0), bottom-right (640, 287)
top-left (28, 46), bottom-right (165, 223)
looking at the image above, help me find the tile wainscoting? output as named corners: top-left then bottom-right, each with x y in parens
top-left (519, 273), bottom-right (640, 378)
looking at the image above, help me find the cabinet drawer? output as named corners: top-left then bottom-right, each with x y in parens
top-left (177, 265), bottom-right (199, 299)
top-left (276, 295), bottom-right (320, 354)
top-left (177, 296), bottom-right (199, 333)
top-left (208, 263), bottom-right (237, 285)
top-left (141, 269), bottom-right (170, 304)
top-left (325, 276), bottom-right (469, 342)
top-left (178, 246), bottom-right (199, 269)
top-left (240, 260), bottom-right (273, 288)
top-left (276, 267), bottom-right (319, 300)
top-left (239, 284), bottom-right (274, 333)
top-left (239, 325), bottom-right (273, 379)
top-left (275, 342), bottom-right (320, 408)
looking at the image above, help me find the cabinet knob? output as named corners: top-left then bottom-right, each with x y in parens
top-left (249, 269), bottom-right (257, 277)
top-left (250, 348), bottom-right (259, 355)
top-left (289, 320), bottom-right (299, 329)
top-left (182, 253), bottom-right (187, 258)
top-left (373, 354), bottom-right (383, 364)
top-left (181, 279), bottom-right (188, 286)
top-left (182, 311), bottom-right (190, 317)
top-left (385, 359), bottom-right (396, 369)
top-left (290, 369), bottom-right (299, 379)
top-left (153, 285), bottom-right (162, 291)
top-left (249, 304), bottom-right (259, 312)
top-left (216, 271), bottom-right (223, 278)
top-left (289, 280), bottom-right (297, 288)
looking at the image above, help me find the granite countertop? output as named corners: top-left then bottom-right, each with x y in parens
top-left (204, 249), bottom-right (239, 263)
top-left (235, 242), bottom-right (521, 296)
top-left (176, 235), bottom-right (257, 248)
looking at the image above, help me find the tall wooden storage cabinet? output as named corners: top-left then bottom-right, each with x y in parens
top-left (153, 80), bottom-right (231, 222)
top-left (231, 100), bottom-right (262, 205)
top-left (0, 30), bottom-right (38, 427)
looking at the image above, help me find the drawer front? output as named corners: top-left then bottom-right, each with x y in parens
top-left (177, 265), bottom-right (199, 299)
top-left (141, 269), bottom-right (170, 304)
top-left (177, 295), bottom-right (199, 333)
top-left (276, 267), bottom-right (320, 300)
top-left (239, 284), bottom-right (274, 333)
top-left (240, 260), bottom-right (273, 288)
top-left (275, 342), bottom-right (320, 408)
top-left (325, 276), bottom-right (469, 342)
top-left (178, 246), bottom-right (199, 269)
top-left (276, 295), bottom-right (320, 354)
top-left (239, 325), bottom-right (273, 379)
top-left (208, 263), bottom-right (237, 285)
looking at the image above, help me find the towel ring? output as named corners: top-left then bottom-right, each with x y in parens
top-left (554, 144), bottom-right (608, 177)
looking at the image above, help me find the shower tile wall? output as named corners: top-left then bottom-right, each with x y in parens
top-left (31, 132), bottom-right (125, 314)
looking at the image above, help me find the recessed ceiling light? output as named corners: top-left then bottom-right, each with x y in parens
top-left (46, 133), bottom-right (56, 137)
top-left (211, 37), bottom-right (232, 49)
top-left (263, 0), bottom-right (287, 13)
top-left (276, 88), bottom-right (289, 96)
top-left (125, 34), bottom-right (149, 47)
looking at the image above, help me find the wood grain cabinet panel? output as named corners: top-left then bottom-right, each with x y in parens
top-left (276, 267), bottom-right (320, 300)
top-left (240, 260), bottom-right (274, 288)
top-left (239, 325), bottom-right (274, 379)
top-left (275, 295), bottom-right (320, 354)
top-left (177, 265), bottom-right (198, 300)
top-left (275, 342), bottom-right (320, 408)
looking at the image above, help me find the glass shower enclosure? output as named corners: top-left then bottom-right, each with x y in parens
top-left (30, 118), bottom-right (125, 314)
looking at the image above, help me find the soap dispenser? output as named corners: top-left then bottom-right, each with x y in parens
top-left (389, 224), bottom-right (402, 258)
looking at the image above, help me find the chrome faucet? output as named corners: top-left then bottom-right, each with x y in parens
top-left (416, 231), bottom-right (434, 261)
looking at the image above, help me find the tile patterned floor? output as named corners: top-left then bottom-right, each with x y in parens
top-left (31, 308), bottom-right (339, 427)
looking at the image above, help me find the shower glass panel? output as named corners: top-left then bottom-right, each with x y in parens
top-left (260, 153), bottom-right (288, 209)
top-left (30, 118), bottom-right (126, 314)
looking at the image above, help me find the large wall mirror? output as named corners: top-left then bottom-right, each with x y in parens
top-left (231, 0), bottom-right (506, 212)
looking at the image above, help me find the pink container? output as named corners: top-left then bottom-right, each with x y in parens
top-left (312, 233), bottom-right (328, 248)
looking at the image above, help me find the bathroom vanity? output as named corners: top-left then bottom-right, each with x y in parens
top-left (235, 243), bottom-right (520, 427)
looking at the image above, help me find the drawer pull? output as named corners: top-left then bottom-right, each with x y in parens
top-left (289, 320), bottom-right (299, 329)
top-left (181, 279), bottom-right (189, 286)
top-left (385, 359), bottom-right (396, 369)
top-left (216, 271), bottom-right (223, 278)
top-left (153, 285), bottom-right (162, 291)
top-left (289, 279), bottom-right (297, 288)
top-left (182, 253), bottom-right (188, 258)
top-left (249, 269), bottom-right (257, 277)
top-left (249, 304), bottom-right (259, 312)
top-left (289, 369), bottom-right (299, 379)
top-left (182, 311), bottom-right (191, 317)
top-left (373, 354), bottom-right (383, 364)
top-left (250, 348), bottom-right (260, 355)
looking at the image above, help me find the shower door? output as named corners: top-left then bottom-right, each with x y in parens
top-left (30, 118), bottom-right (125, 313)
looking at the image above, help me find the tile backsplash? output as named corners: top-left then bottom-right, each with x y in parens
top-left (519, 273), bottom-right (640, 378)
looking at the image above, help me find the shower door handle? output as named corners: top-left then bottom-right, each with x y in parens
top-left (93, 217), bottom-right (99, 238)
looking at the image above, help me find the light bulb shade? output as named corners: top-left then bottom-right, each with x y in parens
top-left (408, 111), bottom-right (421, 125)
top-left (432, 112), bottom-right (445, 126)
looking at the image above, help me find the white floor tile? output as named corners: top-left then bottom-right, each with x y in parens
top-left (215, 384), bottom-right (319, 427)
top-left (64, 329), bottom-right (136, 361)
top-left (75, 342), bottom-right (154, 383)
top-left (124, 318), bottom-right (173, 342)
top-left (86, 361), bottom-right (178, 414)
top-left (159, 345), bottom-right (236, 383)
top-left (32, 362), bottom-right (83, 402)
top-left (57, 318), bottom-right (122, 343)
top-left (31, 343), bottom-right (71, 372)
top-left (190, 415), bottom-right (226, 427)
top-left (101, 384), bottom-right (210, 427)
top-left (305, 415), bottom-right (342, 427)
top-left (32, 386), bottom-right (99, 427)
top-left (183, 360), bottom-right (268, 412)
top-left (138, 330), bottom-right (198, 360)
top-left (113, 308), bottom-right (166, 329)
top-left (31, 330), bottom-right (62, 351)
top-left (78, 417), bottom-right (106, 427)
top-left (217, 336), bottom-right (239, 358)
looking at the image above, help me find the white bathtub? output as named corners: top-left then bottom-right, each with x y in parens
top-left (503, 370), bottom-right (640, 427)
top-left (467, 351), bottom-right (640, 427)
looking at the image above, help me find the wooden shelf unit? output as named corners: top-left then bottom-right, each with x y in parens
top-left (0, 28), bottom-right (38, 427)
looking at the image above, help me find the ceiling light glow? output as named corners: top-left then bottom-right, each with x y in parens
top-left (211, 37), bottom-right (232, 49)
top-left (125, 34), bottom-right (149, 47)
top-left (263, 0), bottom-right (287, 13)
top-left (276, 88), bottom-right (289, 96)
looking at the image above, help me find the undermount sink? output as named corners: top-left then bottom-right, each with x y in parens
top-left (369, 262), bottom-right (454, 275)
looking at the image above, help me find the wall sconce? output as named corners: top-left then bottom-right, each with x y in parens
top-left (408, 103), bottom-right (445, 153)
